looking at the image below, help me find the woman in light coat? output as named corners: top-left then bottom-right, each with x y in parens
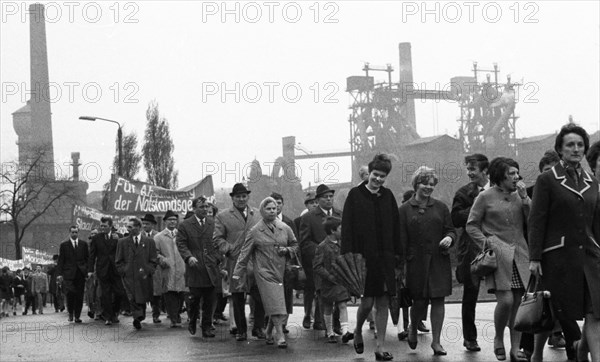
top-left (155, 210), bottom-right (188, 327)
top-left (233, 197), bottom-right (298, 348)
top-left (466, 157), bottom-right (531, 362)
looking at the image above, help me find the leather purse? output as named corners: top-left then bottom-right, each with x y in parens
top-left (470, 237), bottom-right (497, 277)
top-left (514, 275), bottom-right (555, 333)
top-left (285, 249), bottom-right (306, 290)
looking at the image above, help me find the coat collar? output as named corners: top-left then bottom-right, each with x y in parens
top-left (552, 162), bottom-right (593, 198)
top-left (257, 219), bottom-right (284, 242)
top-left (408, 195), bottom-right (435, 208)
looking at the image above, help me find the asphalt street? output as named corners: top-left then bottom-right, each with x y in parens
top-left (1, 301), bottom-right (578, 361)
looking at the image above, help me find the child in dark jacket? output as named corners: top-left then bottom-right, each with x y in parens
top-left (313, 216), bottom-right (353, 343)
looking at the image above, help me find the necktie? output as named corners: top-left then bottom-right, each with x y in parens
top-left (134, 236), bottom-right (138, 246)
top-left (327, 210), bottom-right (331, 216)
top-left (73, 240), bottom-right (77, 248)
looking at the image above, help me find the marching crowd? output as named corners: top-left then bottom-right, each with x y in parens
top-left (1, 122), bottom-right (599, 362)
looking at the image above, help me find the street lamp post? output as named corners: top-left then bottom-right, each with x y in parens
top-left (79, 116), bottom-right (123, 177)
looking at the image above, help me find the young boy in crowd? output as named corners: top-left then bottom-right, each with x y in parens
top-left (313, 216), bottom-right (353, 344)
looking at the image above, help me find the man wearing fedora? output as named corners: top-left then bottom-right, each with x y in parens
top-left (299, 184), bottom-right (342, 331)
top-left (141, 213), bottom-right (164, 324)
top-left (214, 183), bottom-right (264, 341)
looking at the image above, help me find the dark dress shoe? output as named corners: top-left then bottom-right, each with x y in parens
top-left (111, 318), bottom-right (120, 324)
top-left (105, 320), bottom-right (112, 326)
top-left (342, 332), bottom-right (354, 343)
top-left (464, 340), bottom-right (481, 351)
top-left (153, 318), bottom-right (161, 324)
top-left (333, 327), bottom-right (343, 336)
top-left (375, 351), bottom-right (393, 361)
top-left (202, 330), bottom-right (216, 338)
top-left (398, 331), bottom-right (408, 341)
top-left (417, 321), bottom-right (429, 333)
top-left (282, 326), bottom-right (289, 334)
top-left (509, 351), bottom-right (529, 362)
top-left (252, 328), bottom-right (266, 339)
top-left (229, 327), bottom-right (238, 335)
top-left (302, 315), bottom-right (311, 329)
top-left (75, 318), bottom-right (82, 323)
top-left (313, 322), bottom-right (326, 331)
top-left (236, 332), bottom-right (247, 341)
top-left (133, 319), bottom-right (142, 330)
top-left (432, 345), bottom-right (447, 356)
top-left (277, 340), bottom-right (287, 349)
top-left (408, 328), bottom-right (418, 350)
top-left (327, 334), bottom-right (338, 343)
top-left (188, 319), bottom-right (197, 335)
top-left (88, 311), bottom-right (95, 319)
top-left (354, 341), bottom-right (364, 354)
top-left (68, 315), bottom-right (73, 322)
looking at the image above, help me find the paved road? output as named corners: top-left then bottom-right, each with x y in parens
top-left (1, 302), bottom-right (577, 361)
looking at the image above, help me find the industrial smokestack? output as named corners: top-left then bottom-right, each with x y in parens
top-left (399, 42), bottom-right (416, 132)
top-left (29, 3), bottom-right (55, 179)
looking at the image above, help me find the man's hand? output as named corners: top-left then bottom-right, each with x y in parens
top-left (188, 256), bottom-right (198, 267)
top-left (87, 272), bottom-right (93, 279)
top-left (232, 275), bottom-right (240, 280)
top-left (439, 236), bottom-right (452, 249)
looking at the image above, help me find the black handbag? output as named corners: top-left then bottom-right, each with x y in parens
top-left (470, 237), bottom-right (497, 277)
top-left (514, 275), bottom-right (555, 333)
top-left (285, 249), bottom-right (306, 290)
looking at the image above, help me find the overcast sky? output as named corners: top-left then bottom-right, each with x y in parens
top-left (1, 1), bottom-right (599, 192)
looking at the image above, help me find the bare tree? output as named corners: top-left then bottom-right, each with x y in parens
top-left (0, 150), bottom-right (78, 259)
top-left (142, 100), bottom-right (178, 189)
top-left (114, 130), bottom-right (142, 180)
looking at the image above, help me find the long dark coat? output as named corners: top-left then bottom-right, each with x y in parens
top-left (528, 162), bottom-right (600, 319)
top-left (399, 196), bottom-right (456, 300)
top-left (177, 216), bottom-right (220, 288)
top-left (115, 235), bottom-right (157, 304)
top-left (313, 236), bottom-right (349, 303)
top-left (451, 182), bottom-right (482, 284)
top-left (88, 232), bottom-right (120, 281)
top-left (341, 182), bottom-right (401, 297)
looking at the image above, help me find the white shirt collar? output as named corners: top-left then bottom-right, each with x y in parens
top-left (320, 207), bottom-right (332, 215)
top-left (277, 213), bottom-right (283, 221)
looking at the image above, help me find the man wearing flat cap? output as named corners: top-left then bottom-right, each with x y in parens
top-left (294, 192), bottom-right (318, 233)
top-left (214, 183), bottom-right (264, 341)
top-left (299, 184), bottom-right (342, 331)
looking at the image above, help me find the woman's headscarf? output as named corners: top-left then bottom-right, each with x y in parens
top-left (259, 196), bottom-right (278, 220)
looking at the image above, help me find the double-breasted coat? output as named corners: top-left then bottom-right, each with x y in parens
top-left (176, 216), bottom-right (220, 288)
top-left (214, 206), bottom-right (261, 293)
top-left (115, 235), bottom-right (157, 304)
top-left (313, 236), bottom-right (350, 303)
top-left (88, 232), bottom-right (121, 281)
top-left (466, 187), bottom-right (531, 293)
top-left (528, 162), bottom-right (600, 319)
top-left (341, 183), bottom-right (401, 297)
top-left (399, 196), bottom-right (456, 299)
top-left (233, 219), bottom-right (298, 316)
top-left (155, 228), bottom-right (187, 293)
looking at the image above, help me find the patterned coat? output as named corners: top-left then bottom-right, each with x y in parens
top-left (214, 206), bottom-right (261, 293)
top-left (115, 235), bottom-right (157, 303)
top-left (313, 236), bottom-right (349, 303)
top-left (155, 228), bottom-right (187, 293)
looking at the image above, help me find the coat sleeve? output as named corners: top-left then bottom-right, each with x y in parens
top-left (214, 214), bottom-right (233, 256)
top-left (442, 203), bottom-right (457, 245)
top-left (176, 224), bottom-right (193, 263)
top-left (391, 193), bottom-right (402, 257)
top-left (56, 243), bottom-right (65, 277)
top-left (465, 192), bottom-right (487, 251)
top-left (115, 239), bottom-right (126, 276)
top-left (88, 238), bottom-right (97, 273)
top-left (313, 244), bottom-right (335, 283)
top-left (284, 225), bottom-right (299, 257)
top-left (299, 213), bottom-right (312, 253)
top-left (146, 238), bottom-right (158, 275)
top-left (340, 191), bottom-right (354, 255)
top-left (233, 229), bottom-right (255, 278)
top-left (154, 235), bottom-right (169, 268)
top-left (528, 173), bottom-right (551, 261)
top-left (451, 186), bottom-right (472, 228)
top-left (398, 205), bottom-right (408, 269)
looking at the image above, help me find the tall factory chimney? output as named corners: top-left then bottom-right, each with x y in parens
top-left (13, 3), bottom-right (55, 180)
top-left (399, 42), bottom-right (416, 132)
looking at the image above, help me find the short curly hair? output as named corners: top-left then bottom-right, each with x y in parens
top-left (488, 157), bottom-right (520, 186)
top-left (587, 140), bottom-right (600, 174)
top-left (411, 166), bottom-right (438, 191)
top-left (554, 123), bottom-right (590, 158)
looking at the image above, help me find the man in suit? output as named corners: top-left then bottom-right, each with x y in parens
top-left (57, 225), bottom-right (89, 323)
top-left (299, 184), bottom-right (342, 330)
top-left (451, 153), bottom-right (489, 352)
top-left (214, 183), bottom-right (263, 341)
top-left (115, 217), bottom-right (158, 330)
top-left (141, 213), bottom-right (163, 324)
top-left (177, 197), bottom-right (220, 337)
top-left (88, 217), bottom-right (124, 325)
top-left (294, 192), bottom-right (318, 234)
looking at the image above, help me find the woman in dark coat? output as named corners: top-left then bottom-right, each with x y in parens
top-left (341, 154), bottom-right (401, 361)
top-left (399, 166), bottom-right (456, 356)
top-left (529, 124), bottom-right (600, 362)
